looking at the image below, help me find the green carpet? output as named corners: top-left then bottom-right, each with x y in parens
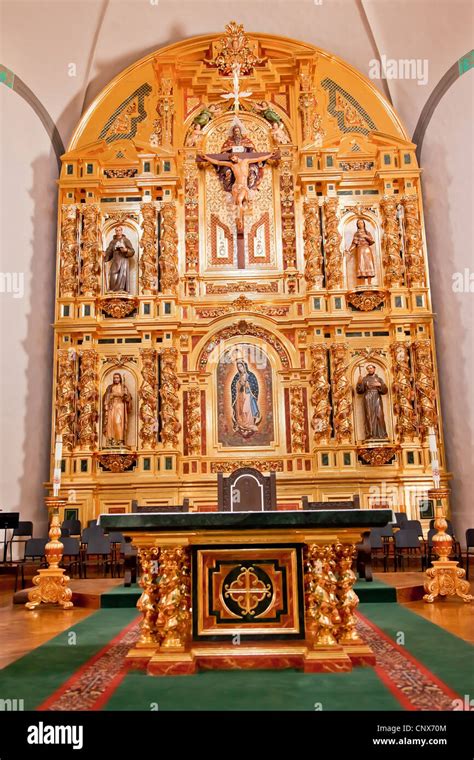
top-left (359, 602), bottom-right (474, 697)
top-left (0, 601), bottom-right (471, 711)
top-left (101, 583), bottom-right (141, 608)
top-left (0, 608), bottom-right (136, 710)
top-left (104, 666), bottom-right (401, 711)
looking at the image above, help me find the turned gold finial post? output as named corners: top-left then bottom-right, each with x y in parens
top-left (25, 496), bottom-right (73, 610)
top-left (423, 487), bottom-right (473, 604)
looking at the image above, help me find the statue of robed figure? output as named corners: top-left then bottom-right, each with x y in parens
top-left (103, 372), bottom-right (132, 447)
top-left (356, 364), bottom-right (388, 440)
top-left (104, 225), bottom-right (135, 292)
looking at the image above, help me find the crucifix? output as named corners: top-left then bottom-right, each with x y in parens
top-left (196, 62), bottom-right (279, 268)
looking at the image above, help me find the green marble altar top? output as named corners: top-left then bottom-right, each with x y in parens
top-left (99, 509), bottom-right (393, 532)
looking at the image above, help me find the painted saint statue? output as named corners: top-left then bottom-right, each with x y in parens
top-left (356, 364), bottom-right (388, 440)
top-left (231, 359), bottom-right (261, 438)
top-left (103, 372), bottom-right (132, 447)
top-left (104, 225), bottom-right (135, 292)
top-left (346, 218), bottom-right (376, 282)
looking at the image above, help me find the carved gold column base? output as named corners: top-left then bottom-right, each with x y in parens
top-left (26, 568), bottom-right (73, 610)
top-left (423, 561), bottom-right (473, 604)
top-left (26, 498), bottom-right (73, 610)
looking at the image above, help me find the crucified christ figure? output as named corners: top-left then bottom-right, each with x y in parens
top-left (198, 151), bottom-right (277, 231)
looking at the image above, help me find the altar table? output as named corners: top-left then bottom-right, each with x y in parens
top-left (100, 509), bottom-right (392, 675)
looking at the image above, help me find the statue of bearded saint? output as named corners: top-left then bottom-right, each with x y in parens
top-left (356, 364), bottom-right (388, 440)
top-left (103, 372), bottom-right (132, 447)
top-left (104, 225), bottom-right (135, 293)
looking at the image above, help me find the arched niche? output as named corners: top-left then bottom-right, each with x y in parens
top-left (350, 357), bottom-right (393, 443)
top-left (99, 365), bottom-right (138, 449)
top-left (341, 211), bottom-right (382, 291)
top-left (101, 218), bottom-right (139, 296)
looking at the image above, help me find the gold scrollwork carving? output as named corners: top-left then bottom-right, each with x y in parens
top-left (137, 547), bottom-right (160, 644)
top-left (99, 295), bottom-right (138, 319)
top-left (413, 339), bottom-right (437, 439)
top-left (330, 343), bottom-right (353, 443)
top-left (304, 543), bottom-right (338, 647)
top-left (159, 202), bottom-right (179, 294)
top-left (309, 344), bottom-right (331, 444)
top-left (139, 202), bottom-right (158, 295)
top-left (303, 199), bottom-right (323, 289)
top-left (159, 347), bottom-right (181, 448)
top-left (80, 204), bottom-right (101, 296)
top-left (380, 196), bottom-right (404, 286)
top-left (346, 290), bottom-right (386, 312)
top-left (97, 452), bottom-right (137, 472)
top-left (77, 350), bottom-right (99, 449)
top-left (206, 282), bottom-right (278, 294)
top-left (289, 385), bottom-right (307, 452)
top-left (208, 21), bottom-right (265, 76)
top-left (139, 348), bottom-right (158, 449)
top-left (210, 460), bottom-right (284, 473)
top-left (402, 196), bottom-right (426, 285)
top-left (334, 543), bottom-right (362, 644)
top-left (323, 198), bottom-right (343, 289)
top-left (156, 546), bottom-right (191, 649)
top-left (59, 205), bottom-right (79, 297)
top-left (390, 342), bottom-right (417, 441)
top-left (184, 160), bottom-right (199, 272)
top-left (280, 154), bottom-right (297, 269)
top-left (185, 386), bottom-right (201, 456)
top-left (357, 446), bottom-right (399, 466)
top-left (56, 348), bottom-right (76, 451)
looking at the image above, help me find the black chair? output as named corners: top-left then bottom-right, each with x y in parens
top-left (7, 521), bottom-right (33, 561)
top-left (82, 524), bottom-right (105, 544)
top-left (60, 537), bottom-right (82, 578)
top-left (62, 519), bottom-right (82, 537)
top-left (23, 538), bottom-right (48, 565)
top-left (368, 526), bottom-right (393, 572)
top-left (404, 520), bottom-right (424, 538)
top-left (106, 531), bottom-right (125, 576)
top-left (394, 529), bottom-right (424, 571)
top-left (465, 529), bottom-right (474, 580)
top-left (394, 512), bottom-right (408, 528)
top-left (83, 534), bottom-right (112, 578)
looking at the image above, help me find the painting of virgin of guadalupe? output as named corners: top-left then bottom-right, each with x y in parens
top-left (231, 359), bottom-right (261, 437)
top-left (217, 345), bottom-right (274, 448)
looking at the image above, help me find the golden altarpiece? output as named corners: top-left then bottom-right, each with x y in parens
top-left (51, 24), bottom-right (449, 526)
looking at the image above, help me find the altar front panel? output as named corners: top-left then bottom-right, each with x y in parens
top-left (193, 544), bottom-right (304, 640)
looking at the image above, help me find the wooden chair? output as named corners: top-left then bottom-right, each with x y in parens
top-left (217, 468), bottom-right (276, 512)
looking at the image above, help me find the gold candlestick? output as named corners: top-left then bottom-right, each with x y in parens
top-left (26, 496), bottom-right (73, 610)
top-left (423, 487), bottom-right (473, 603)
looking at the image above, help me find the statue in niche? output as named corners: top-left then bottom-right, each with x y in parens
top-left (104, 225), bottom-right (135, 292)
top-left (231, 357), bottom-right (261, 438)
top-left (356, 364), bottom-right (388, 440)
top-left (346, 218), bottom-right (376, 284)
top-left (103, 372), bottom-right (132, 447)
